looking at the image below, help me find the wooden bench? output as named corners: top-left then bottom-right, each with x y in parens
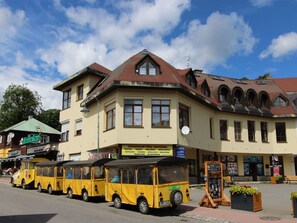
top-left (233, 176), bottom-right (253, 182)
top-left (257, 175), bottom-right (271, 182)
top-left (286, 176), bottom-right (297, 184)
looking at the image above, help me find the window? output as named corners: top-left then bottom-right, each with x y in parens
top-left (77, 85), bottom-right (84, 101)
top-left (0, 135), bottom-right (2, 143)
top-left (63, 89), bottom-right (71, 109)
top-left (75, 119), bottom-right (82, 136)
top-left (209, 117), bottom-right (214, 139)
top-left (234, 121), bottom-right (242, 141)
top-left (220, 120), bottom-right (228, 140)
top-left (219, 87), bottom-right (229, 103)
top-left (248, 120), bottom-right (255, 142)
top-left (202, 82), bottom-right (210, 97)
top-left (261, 122), bottom-right (268, 142)
top-left (233, 89), bottom-right (242, 104)
top-left (124, 99), bottom-right (143, 127)
top-left (106, 103), bottom-right (116, 130)
top-left (61, 121), bottom-right (69, 142)
top-left (260, 92), bottom-right (269, 108)
top-left (276, 122), bottom-right (286, 142)
top-left (137, 58), bottom-right (159, 76)
top-left (247, 91), bottom-right (256, 106)
top-left (185, 73), bottom-right (197, 88)
top-left (273, 96), bottom-right (287, 107)
top-left (179, 104), bottom-right (189, 129)
top-left (152, 100), bottom-right (170, 127)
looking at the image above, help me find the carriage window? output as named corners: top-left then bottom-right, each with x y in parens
top-left (108, 168), bottom-right (120, 183)
top-left (138, 168), bottom-right (153, 185)
top-left (36, 167), bottom-right (43, 176)
top-left (48, 167), bottom-right (54, 177)
top-left (73, 167), bottom-right (81, 179)
top-left (57, 167), bottom-right (63, 177)
top-left (65, 167), bottom-right (73, 179)
top-left (122, 168), bottom-right (136, 184)
top-left (94, 166), bottom-right (105, 179)
top-left (158, 165), bottom-right (188, 184)
top-left (82, 167), bottom-right (90, 179)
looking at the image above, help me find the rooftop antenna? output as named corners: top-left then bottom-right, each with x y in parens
top-left (187, 56), bottom-right (191, 68)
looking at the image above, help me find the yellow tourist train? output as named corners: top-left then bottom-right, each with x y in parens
top-left (63, 159), bottom-right (112, 201)
top-left (11, 156), bottom-right (190, 214)
top-left (11, 157), bottom-right (50, 189)
top-left (35, 160), bottom-right (69, 194)
top-left (104, 157), bottom-right (190, 214)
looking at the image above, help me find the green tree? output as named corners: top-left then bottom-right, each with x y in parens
top-left (0, 84), bottom-right (43, 130)
top-left (257, 73), bottom-right (272, 80)
top-left (37, 109), bottom-right (61, 131)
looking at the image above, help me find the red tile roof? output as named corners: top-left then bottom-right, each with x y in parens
top-left (86, 50), bottom-right (297, 117)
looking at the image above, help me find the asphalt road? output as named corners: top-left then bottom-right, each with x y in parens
top-left (0, 180), bottom-right (212, 223)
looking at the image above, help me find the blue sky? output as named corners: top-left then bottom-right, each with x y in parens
top-left (1, 0), bottom-right (297, 109)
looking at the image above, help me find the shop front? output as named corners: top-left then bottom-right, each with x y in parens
top-left (243, 156), bottom-right (264, 181)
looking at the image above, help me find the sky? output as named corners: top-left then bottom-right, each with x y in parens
top-left (1, 0), bottom-right (297, 110)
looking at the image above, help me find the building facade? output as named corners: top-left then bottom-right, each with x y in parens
top-left (0, 117), bottom-right (60, 169)
top-left (54, 49), bottom-right (297, 183)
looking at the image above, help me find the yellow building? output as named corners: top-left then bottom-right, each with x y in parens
top-left (54, 49), bottom-right (297, 183)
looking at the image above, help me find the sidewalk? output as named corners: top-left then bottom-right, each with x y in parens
top-left (186, 183), bottom-right (297, 223)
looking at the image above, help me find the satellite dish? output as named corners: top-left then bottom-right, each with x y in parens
top-left (181, 126), bottom-right (190, 135)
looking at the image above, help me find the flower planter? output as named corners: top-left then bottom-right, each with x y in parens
top-left (231, 192), bottom-right (262, 212)
top-left (293, 197), bottom-right (297, 218)
top-left (271, 176), bottom-right (283, 184)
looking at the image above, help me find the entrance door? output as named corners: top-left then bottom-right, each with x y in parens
top-left (249, 163), bottom-right (258, 181)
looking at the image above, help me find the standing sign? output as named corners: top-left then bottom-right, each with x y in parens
top-left (199, 161), bottom-right (230, 208)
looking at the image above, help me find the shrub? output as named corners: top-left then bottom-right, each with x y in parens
top-left (230, 185), bottom-right (259, 196)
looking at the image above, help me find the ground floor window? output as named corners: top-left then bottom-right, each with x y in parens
top-left (220, 155), bottom-right (238, 176)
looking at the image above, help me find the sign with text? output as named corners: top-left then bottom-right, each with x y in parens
top-left (122, 145), bottom-right (173, 156)
top-left (21, 135), bottom-right (41, 145)
top-left (176, 146), bottom-right (186, 158)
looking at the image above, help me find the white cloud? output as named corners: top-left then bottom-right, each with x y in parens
top-left (250, 0), bottom-right (274, 7)
top-left (162, 12), bottom-right (257, 70)
top-left (39, 1), bottom-right (256, 76)
top-left (0, 52), bottom-right (61, 109)
top-left (0, 6), bottom-right (26, 42)
top-left (260, 32), bottom-right (297, 59)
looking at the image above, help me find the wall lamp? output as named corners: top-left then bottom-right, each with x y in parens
top-left (80, 105), bottom-right (90, 114)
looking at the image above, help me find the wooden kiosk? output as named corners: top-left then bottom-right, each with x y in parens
top-left (199, 161), bottom-right (230, 208)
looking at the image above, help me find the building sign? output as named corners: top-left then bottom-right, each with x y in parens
top-left (27, 144), bottom-right (51, 154)
top-left (8, 149), bottom-right (20, 157)
top-left (122, 145), bottom-right (173, 156)
top-left (21, 134), bottom-right (41, 145)
top-left (176, 146), bottom-right (186, 158)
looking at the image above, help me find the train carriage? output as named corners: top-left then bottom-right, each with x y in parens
top-left (35, 160), bottom-right (69, 194)
top-left (63, 159), bottom-right (113, 202)
top-left (104, 157), bottom-right (190, 214)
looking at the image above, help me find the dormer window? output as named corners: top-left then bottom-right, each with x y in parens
top-left (137, 57), bottom-right (159, 76)
top-left (219, 86), bottom-right (230, 103)
top-left (273, 96), bottom-right (287, 108)
top-left (201, 81), bottom-right (210, 97)
top-left (185, 73), bottom-right (197, 89)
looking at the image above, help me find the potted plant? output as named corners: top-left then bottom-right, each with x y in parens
top-left (275, 175), bottom-right (283, 184)
top-left (229, 185), bottom-right (262, 212)
top-left (271, 175), bottom-right (283, 184)
top-left (291, 192), bottom-right (297, 218)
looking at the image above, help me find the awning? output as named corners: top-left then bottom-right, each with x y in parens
top-left (0, 155), bottom-right (34, 162)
